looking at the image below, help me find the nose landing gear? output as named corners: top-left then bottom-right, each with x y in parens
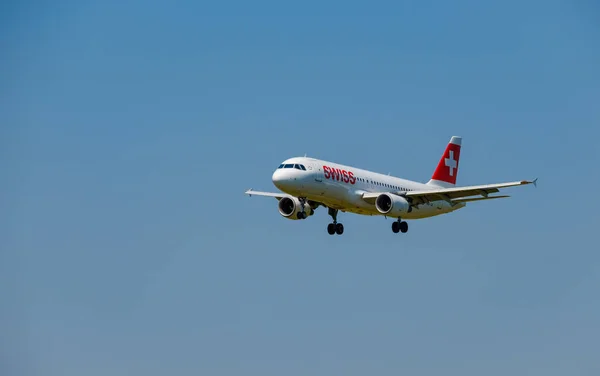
top-left (296, 197), bottom-right (312, 220)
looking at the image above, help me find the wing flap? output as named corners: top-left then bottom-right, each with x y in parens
top-left (452, 195), bottom-right (510, 203)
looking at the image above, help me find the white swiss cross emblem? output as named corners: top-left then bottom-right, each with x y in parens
top-left (445, 150), bottom-right (457, 176)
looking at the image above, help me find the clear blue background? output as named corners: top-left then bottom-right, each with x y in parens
top-left (2, 1), bottom-right (599, 375)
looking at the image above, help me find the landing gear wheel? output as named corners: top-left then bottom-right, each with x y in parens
top-left (399, 221), bottom-right (408, 233)
top-left (327, 223), bottom-right (336, 235)
top-left (326, 207), bottom-right (342, 235)
top-left (297, 211), bottom-right (306, 219)
top-left (392, 222), bottom-right (400, 233)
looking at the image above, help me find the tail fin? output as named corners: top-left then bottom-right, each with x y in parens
top-left (427, 136), bottom-right (462, 187)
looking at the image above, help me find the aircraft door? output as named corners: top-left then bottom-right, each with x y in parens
top-left (313, 164), bottom-right (322, 182)
top-left (311, 164), bottom-right (327, 195)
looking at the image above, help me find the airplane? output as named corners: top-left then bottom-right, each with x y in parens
top-left (245, 136), bottom-right (536, 235)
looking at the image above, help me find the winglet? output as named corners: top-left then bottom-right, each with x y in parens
top-left (520, 179), bottom-right (538, 187)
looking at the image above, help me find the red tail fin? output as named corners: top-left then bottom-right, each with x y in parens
top-left (427, 136), bottom-right (462, 187)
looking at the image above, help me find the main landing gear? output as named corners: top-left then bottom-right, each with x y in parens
top-left (326, 208), bottom-right (344, 235)
top-left (392, 218), bottom-right (408, 234)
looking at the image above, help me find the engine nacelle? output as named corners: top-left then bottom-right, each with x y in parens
top-left (375, 193), bottom-right (411, 217)
top-left (278, 197), bottom-right (314, 220)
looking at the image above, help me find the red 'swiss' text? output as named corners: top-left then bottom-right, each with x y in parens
top-left (323, 165), bottom-right (356, 184)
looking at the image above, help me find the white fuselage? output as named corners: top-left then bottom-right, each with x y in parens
top-left (271, 157), bottom-right (465, 220)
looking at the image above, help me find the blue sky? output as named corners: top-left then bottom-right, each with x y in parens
top-left (2, 0), bottom-right (599, 375)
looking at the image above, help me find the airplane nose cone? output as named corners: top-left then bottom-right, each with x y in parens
top-left (272, 169), bottom-right (293, 191)
top-left (272, 169), bottom-right (284, 189)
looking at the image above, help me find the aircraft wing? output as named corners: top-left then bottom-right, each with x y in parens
top-left (244, 189), bottom-right (290, 200)
top-left (405, 179), bottom-right (537, 205)
top-left (359, 179), bottom-right (536, 205)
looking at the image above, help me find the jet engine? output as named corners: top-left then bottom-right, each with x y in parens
top-left (278, 197), bottom-right (314, 220)
top-left (375, 193), bottom-right (411, 217)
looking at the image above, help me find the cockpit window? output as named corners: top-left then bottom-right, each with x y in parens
top-left (280, 163), bottom-right (306, 170)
